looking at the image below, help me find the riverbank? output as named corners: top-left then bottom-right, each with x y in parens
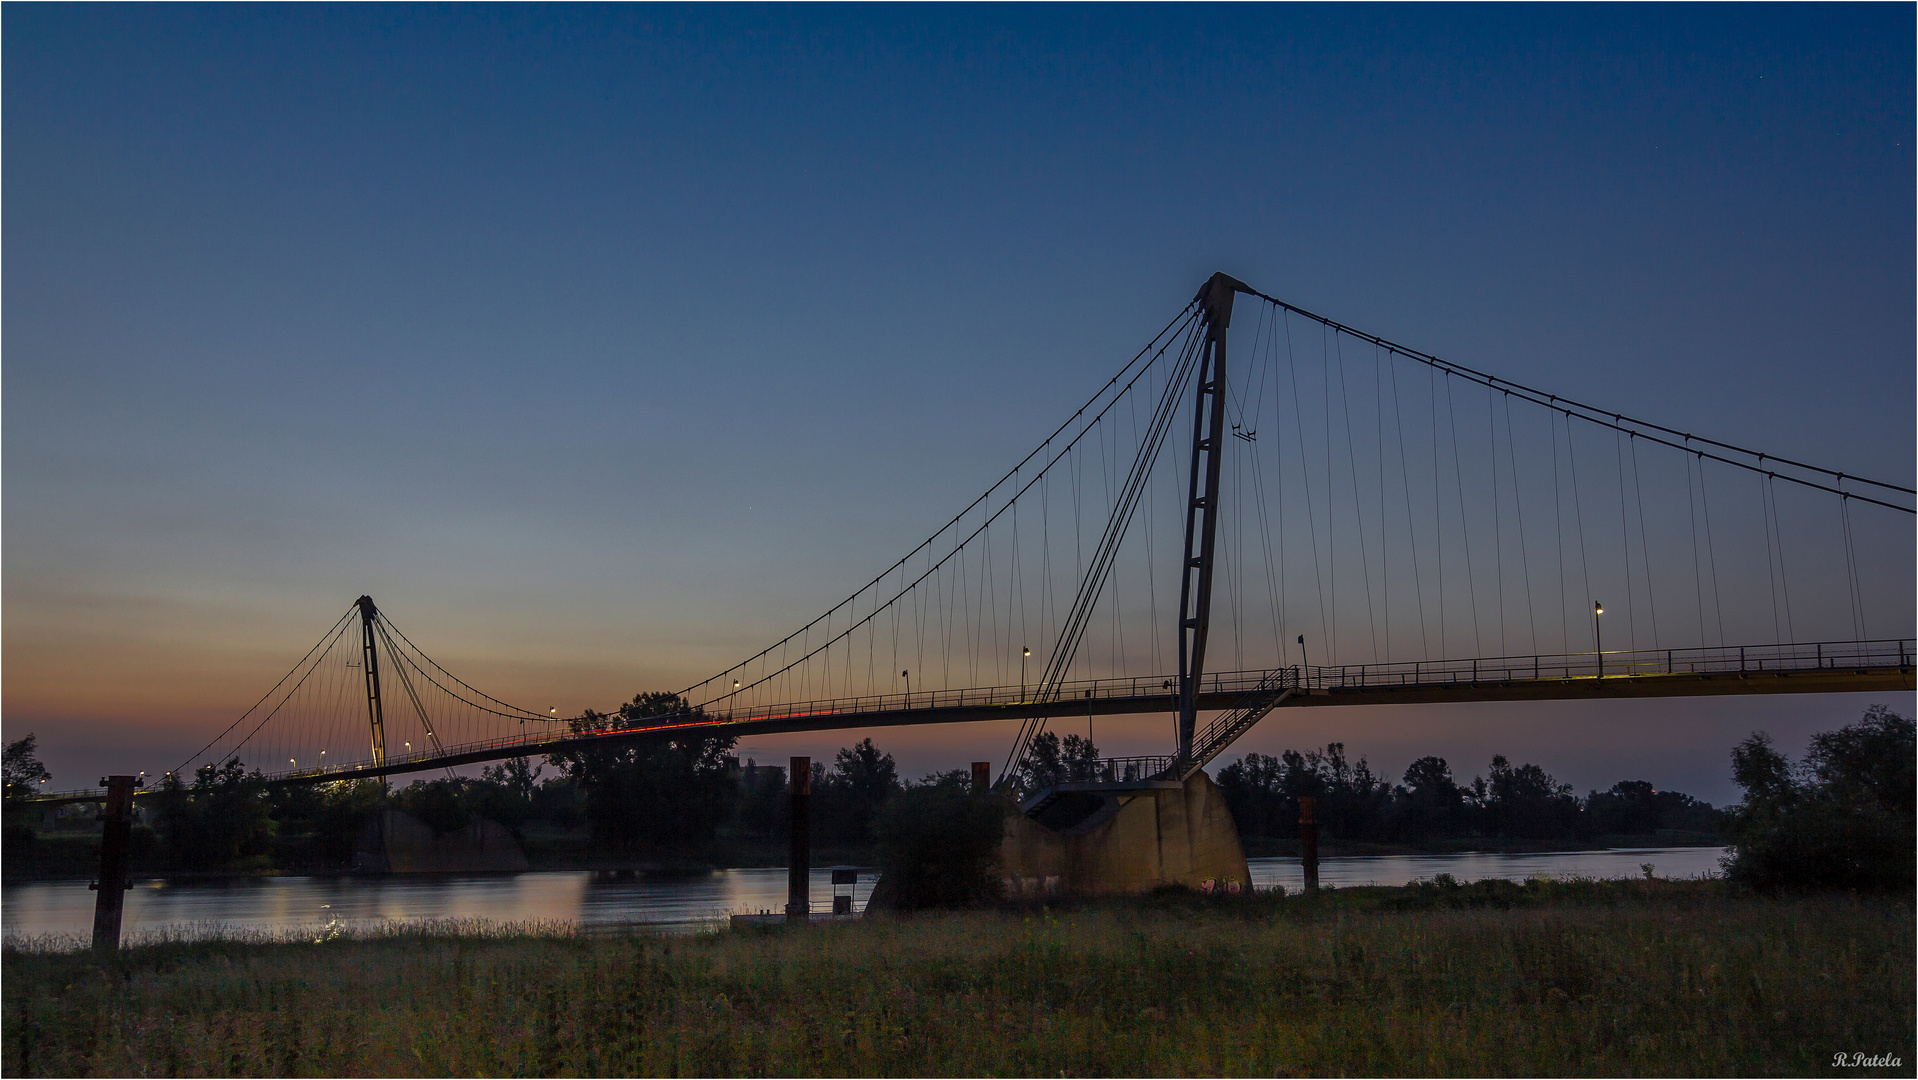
top-left (1239, 829), bottom-right (1723, 859)
top-left (2, 825), bottom-right (1724, 882)
top-left (5, 879), bottom-right (1910, 1077)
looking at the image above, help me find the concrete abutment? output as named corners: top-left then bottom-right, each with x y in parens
top-left (999, 771), bottom-right (1249, 897)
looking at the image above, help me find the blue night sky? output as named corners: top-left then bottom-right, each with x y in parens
top-left (6, 5), bottom-right (1912, 803)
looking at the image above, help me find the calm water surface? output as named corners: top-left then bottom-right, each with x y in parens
top-left (1247, 845), bottom-right (1729, 892)
top-left (3, 847), bottom-right (1726, 946)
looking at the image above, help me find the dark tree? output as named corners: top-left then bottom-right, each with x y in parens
top-left (2, 734), bottom-right (52, 800)
top-left (1724, 706), bottom-right (1915, 890)
top-left (1015, 731), bottom-right (1065, 794)
top-left (268, 779), bottom-right (384, 869)
top-left (1292, 743), bottom-right (1393, 842)
top-left (1479, 755), bottom-right (1580, 840)
top-left (1011, 731), bottom-right (1100, 795)
top-left (1061, 734), bottom-right (1100, 779)
top-left (1395, 755), bottom-right (1466, 839)
top-left (474, 757), bottom-right (543, 836)
top-left (483, 756), bottom-right (543, 800)
top-left (1649, 788), bottom-right (1719, 835)
top-left (547, 692), bottom-right (737, 854)
top-left (1804, 704), bottom-right (1916, 818)
top-left (729, 758), bottom-right (787, 844)
top-left (817, 739), bottom-right (901, 843)
top-left (1217, 744), bottom-right (1391, 843)
top-left (153, 758), bottom-right (276, 871)
top-left (1583, 780), bottom-right (1663, 837)
top-left (1581, 780), bottom-right (1716, 839)
top-left (872, 770), bottom-right (1005, 910)
top-left (1217, 752), bottom-right (1288, 837)
top-left (393, 778), bottom-right (474, 836)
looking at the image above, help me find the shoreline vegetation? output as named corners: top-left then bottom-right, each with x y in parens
top-left (3, 702), bottom-right (1734, 882)
top-left (5, 878), bottom-right (1912, 1077)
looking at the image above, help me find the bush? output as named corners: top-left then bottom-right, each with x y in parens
top-left (393, 779), bottom-right (472, 837)
top-left (871, 779), bottom-right (1005, 910)
top-left (1723, 705), bottom-right (1914, 891)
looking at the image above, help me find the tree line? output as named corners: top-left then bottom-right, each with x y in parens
top-left (1215, 744), bottom-right (1720, 847)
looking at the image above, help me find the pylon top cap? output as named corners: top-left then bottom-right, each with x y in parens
top-left (1198, 272), bottom-right (1248, 330)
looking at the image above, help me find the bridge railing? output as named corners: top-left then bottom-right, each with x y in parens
top-left (703, 668), bottom-right (1291, 726)
top-left (1299, 638), bottom-right (1915, 691)
top-left (1059, 755), bottom-right (1179, 784)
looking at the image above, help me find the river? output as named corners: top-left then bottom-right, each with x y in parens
top-left (3, 846), bottom-right (1728, 947)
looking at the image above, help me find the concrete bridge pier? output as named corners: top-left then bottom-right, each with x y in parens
top-left (1000, 771), bottom-right (1249, 897)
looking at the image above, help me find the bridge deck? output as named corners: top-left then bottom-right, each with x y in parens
top-left (12, 640), bottom-right (1910, 805)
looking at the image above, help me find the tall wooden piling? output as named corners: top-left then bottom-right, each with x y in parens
top-left (787, 756), bottom-right (811, 924)
top-left (91, 774), bottom-right (141, 951)
top-left (1298, 795), bottom-right (1319, 893)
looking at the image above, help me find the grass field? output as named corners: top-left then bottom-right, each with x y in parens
top-left (4, 878), bottom-right (1911, 1077)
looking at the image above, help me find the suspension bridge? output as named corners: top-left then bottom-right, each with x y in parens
top-left (16, 273), bottom-right (1914, 807)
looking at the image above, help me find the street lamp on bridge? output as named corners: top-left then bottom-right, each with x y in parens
top-left (1594, 602), bottom-right (1605, 678)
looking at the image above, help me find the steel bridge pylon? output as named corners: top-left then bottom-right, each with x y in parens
top-left (1175, 271), bottom-right (1246, 768)
top-left (1003, 271), bottom-right (1261, 896)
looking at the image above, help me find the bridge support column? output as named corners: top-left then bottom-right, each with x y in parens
top-left (787, 756), bottom-right (811, 924)
top-left (1298, 795), bottom-right (1319, 893)
top-left (90, 774), bottom-right (141, 951)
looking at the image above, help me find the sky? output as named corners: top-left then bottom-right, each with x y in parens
top-left (5, 5), bottom-right (1913, 805)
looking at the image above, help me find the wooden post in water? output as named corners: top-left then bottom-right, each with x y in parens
top-left (91, 774), bottom-right (141, 951)
top-left (787, 756), bottom-right (811, 924)
top-left (1298, 795), bottom-right (1319, 893)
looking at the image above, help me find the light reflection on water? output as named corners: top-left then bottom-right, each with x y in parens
top-left (2, 868), bottom-right (877, 944)
top-left (3, 847), bottom-right (1726, 945)
top-left (1247, 845), bottom-right (1730, 893)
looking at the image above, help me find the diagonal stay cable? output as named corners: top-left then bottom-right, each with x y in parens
top-left (172, 605), bottom-right (358, 776)
top-left (707, 310), bottom-right (1206, 713)
top-left (375, 621), bottom-right (459, 775)
top-left (1010, 321), bottom-right (1204, 769)
top-left (376, 609), bottom-right (549, 719)
top-left (1003, 319), bottom-right (1205, 779)
top-left (681, 301), bottom-right (1205, 705)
